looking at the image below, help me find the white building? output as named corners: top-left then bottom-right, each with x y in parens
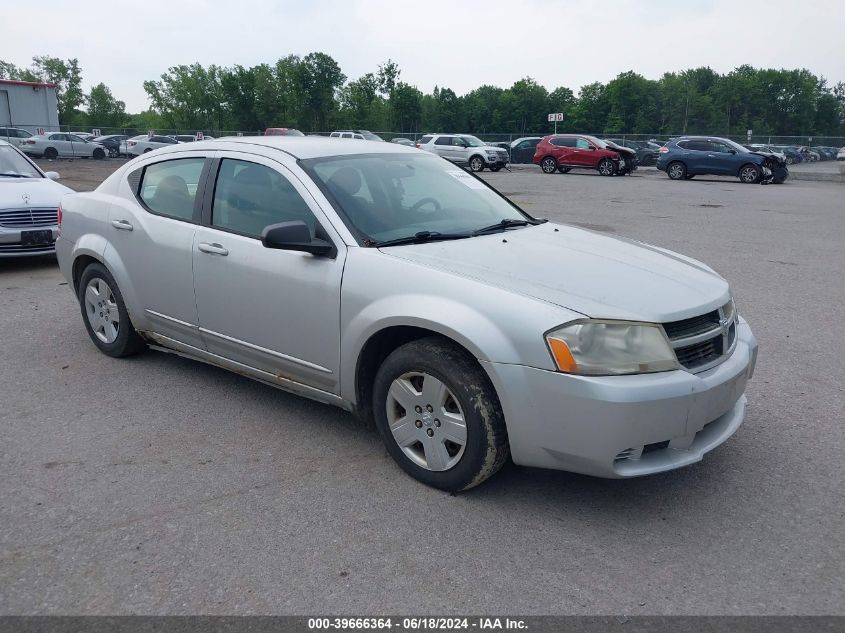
top-left (0, 79), bottom-right (60, 133)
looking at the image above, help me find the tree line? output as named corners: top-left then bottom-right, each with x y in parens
top-left (2, 54), bottom-right (844, 137)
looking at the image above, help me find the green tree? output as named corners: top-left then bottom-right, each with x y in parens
top-left (297, 52), bottom-right (345, 130)
top-left (86, 83), bottom-right (126, 128)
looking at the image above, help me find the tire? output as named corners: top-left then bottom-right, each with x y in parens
top-left (557, 166), bottom-right (571, 173)
top-left (372, 337), bottom-right (510, 492)
top-left (738, 163), bottom-right (761, 184)
top-left (143, 148), bottom-right (152, 153)
top-left (540, 156), bottom-right (558, 174)
top-left (667, 161), bottom-right (686, 180)
top-left (77, 262), bottom-right (146, 358)
top-left (597, 158), bottom-right (615, 176)
top-left (93, 147), bottom-right (105, 160)
top-left (44, 147), bottom-right (58, 160)
top-left (468, 155), bottom-right (485, 172)
top-left (489, 165), bottom-right (502, 172)
top-left (684, 174), bottom-right (695, 180)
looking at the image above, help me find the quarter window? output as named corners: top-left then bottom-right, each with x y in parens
top-left (212, 159), bottom-right (316, 239)
top-left (139, 158), bottom-right (206, 221)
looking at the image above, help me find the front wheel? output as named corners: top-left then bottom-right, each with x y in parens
top-left (597, 158), bottom-right (615, 176)
top-left (372, 337), bottom-right (510, 491)
top-left (78, 262), bottom-right (146, 358)
top-left (469, 156), bottom-right (485, 172)
top-left (739, 163), bottom-right (761, 184)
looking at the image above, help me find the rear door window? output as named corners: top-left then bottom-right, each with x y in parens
top-left (139, 158), bottom-right (206, 221)
top-left (434, 136), bottom-right (453, 146)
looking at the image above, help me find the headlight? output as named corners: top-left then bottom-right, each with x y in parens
top-left (545, 320), bottom-right (680, 375)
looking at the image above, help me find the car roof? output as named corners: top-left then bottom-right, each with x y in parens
top-left (142, 136), bottom-right (421, 160)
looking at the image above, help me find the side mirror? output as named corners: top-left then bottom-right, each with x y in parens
top-left (261, 221), bottom-right (335, 258)
top-left (44, 171), bottom-right (60, 181)
top-left (588, 146), bottom-right (597, 150)
top-left (728, 149), bottom-right (737, 154)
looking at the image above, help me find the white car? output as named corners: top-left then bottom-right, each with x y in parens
top-left (0, 139), bottom-right (73, 256)
top-left (0, 127), bottom-right (34, 146)
top-left (170, 134), bottom-right (215, 143)
top-left (417, 134), bottom-right (509, 172)
top-left (21, 133), bottom-right (107, 160)
top-left (126, 135), bottom-right (180, 157)
top-left (837, 147), bottom-right (845, 161)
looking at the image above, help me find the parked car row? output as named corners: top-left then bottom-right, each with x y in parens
top-left (416, 134), bottom-right (509, 172)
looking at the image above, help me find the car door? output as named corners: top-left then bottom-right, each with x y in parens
top-left (548, 137), bottom-right (573, 165)
top-left (569, 137), bottom-right (595, 167)
top-left (107, 154), bottom-right (211, 348)
top-left (709, 140), bottom-right (744, 175)
top-left (191, 151), bottom-right (346, 394)
top-left (48, 133), bottom-right (71, 156)
top-left (676, 140), bottom-right (705, 173)
top-left (432, 136), bottom-right (453, 161)
top-left (68, 134), bottom-right (90, 157)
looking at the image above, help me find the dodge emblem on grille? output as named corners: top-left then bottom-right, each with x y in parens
top-left (22, 193), bottom-right (30, 205)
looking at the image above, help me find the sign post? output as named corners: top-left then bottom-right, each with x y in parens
top-left (747, 129), bottom-right (752, 143)
top-left (548, 112), bottom-right (564, 134)
top-left (195, 131), bottom-right (204, 141)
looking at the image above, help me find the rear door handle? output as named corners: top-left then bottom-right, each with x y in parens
top-left (111, 219), bottom-right (133, 231)
top-left (198, 242), bottom-right (228, 256)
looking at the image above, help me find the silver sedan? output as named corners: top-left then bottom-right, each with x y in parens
top-left (55, 138), bottom-right (757, 491)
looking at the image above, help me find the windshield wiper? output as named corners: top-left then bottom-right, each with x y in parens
top-left (369, 230), bottom-right (471, 248)
top-left (472, 218), bottom-right (534, 236)
top-left (0, 173), bottom-right (31, 178)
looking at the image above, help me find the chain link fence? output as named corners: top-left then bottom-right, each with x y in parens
top-left (4, 123), bottom-right (843, 154)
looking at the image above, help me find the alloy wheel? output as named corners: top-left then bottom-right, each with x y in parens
top-left (84, 278), bottom-right (120, 344)
top-left (541, 157), bottom-right (557, 173)
top-left (740, 166), bottom-right (759, 183)
top-left (599, 160), bottom-right (614, 176)
top-left (385, 371), bottom-right (467, 472)
top-left (668, 163), bottom-right (685, 179)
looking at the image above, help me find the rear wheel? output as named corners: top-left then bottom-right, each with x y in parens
top-left (78, 263), bottom-right (146, 358)
top-left (372, 337), bottom-right (510, 491)
top-left (143, 148), bottom-right (152, 153)
top-left (93, 147), bottom-right (105, 160)
top-left (598, 158), bottom-right (615, 176)
top-left (667, 161), bottom-right (687, 180)
top-left (469, 156), bottom-right (485, 172)
top-left (540, 156), bottom-right (558, 174)
top-left (739, 163), bottom-right (761, 184)
top-left (44, 147), bottom-right (58, 160)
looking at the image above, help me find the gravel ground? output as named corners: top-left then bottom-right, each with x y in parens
top-left (1, 162), bottom-right (843, 615)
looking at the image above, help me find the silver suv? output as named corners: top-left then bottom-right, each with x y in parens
top-left (56, 137), bottom-right (757, 491)
top-left (417, 134), bottom-right (509, 172)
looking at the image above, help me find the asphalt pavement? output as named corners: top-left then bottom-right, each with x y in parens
top-left (1, 165), bottom-right (843, 614)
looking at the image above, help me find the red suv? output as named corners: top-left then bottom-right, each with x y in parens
top-left (533, 135), bottom-right (625, 176)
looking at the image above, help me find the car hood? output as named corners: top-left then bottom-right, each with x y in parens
top-left (380, 223), bottom-right (730, 322)
top-left (0, 177), bottom-right (74, 209)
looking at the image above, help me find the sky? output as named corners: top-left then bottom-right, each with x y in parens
top-left (3, 0), bottom-right (843, 113)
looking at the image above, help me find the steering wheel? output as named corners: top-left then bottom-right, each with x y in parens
top-left (409, 197), bottom-right (441, 213)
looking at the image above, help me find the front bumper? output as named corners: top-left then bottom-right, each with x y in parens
top-left (482, 318), bottom-right (758, 478)
top-left (0, 226), bottom-right (58, 257)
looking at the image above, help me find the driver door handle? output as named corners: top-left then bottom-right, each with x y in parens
top-left (111, 219), bottom-right (133, 231)
top-left (198, 242), bottom-right (228, 256)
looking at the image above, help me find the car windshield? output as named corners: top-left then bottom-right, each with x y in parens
top-left (304, 153), bottom-right (531, 244)
top-left (460, 136), bottom-right (485, 147)
top-left (0, 145), bottom-right (41, 178)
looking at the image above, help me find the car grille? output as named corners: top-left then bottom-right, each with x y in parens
top-left (662, 303), bottom-right (737, 372)
top-left (0, 242), bottom-right (56, 253)
top-left (0, 207), bottom-right (58, 228)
